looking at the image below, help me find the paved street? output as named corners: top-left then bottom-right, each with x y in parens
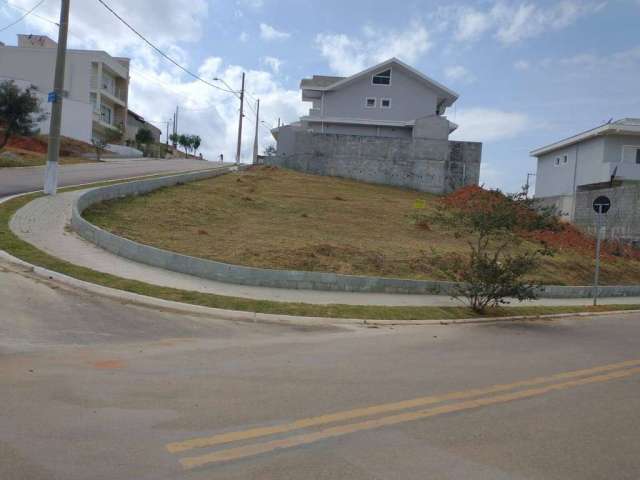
top-left (1, 258), bottom-right (640, 479)
top-left (0, 158), bottom-right (220, 197)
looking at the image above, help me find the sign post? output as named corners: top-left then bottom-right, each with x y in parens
top-left (592, 196), bottom-right (611, 306)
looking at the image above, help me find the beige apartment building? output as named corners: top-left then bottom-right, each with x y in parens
top-left (0, 34), bottom-right (130, 143)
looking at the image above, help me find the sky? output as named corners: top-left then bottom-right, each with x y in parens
top-left (1, 0), bottom-right (639, 192)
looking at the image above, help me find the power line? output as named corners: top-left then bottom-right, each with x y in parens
top-left (0, 0), bottom-right (46, 33)
top-left (94, 0), bottom-right (237, 95)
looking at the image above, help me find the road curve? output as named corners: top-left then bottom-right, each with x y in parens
top-left (0, 158), bottom-right (222, 197)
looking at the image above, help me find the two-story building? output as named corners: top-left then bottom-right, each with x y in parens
top-left (269, 58), bottom-right (481, 194)
top-left (532, 118), bottom-right (640, 220)
top-left (0, 34), bottom-right (130, 143)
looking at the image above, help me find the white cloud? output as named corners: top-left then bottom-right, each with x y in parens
top-left (237, 0), bottom-right (264, 8)
top-left (259, 23), bottom-right (290, 41)
top-left (439, 1), bottom-right (605, 45)
top-left (7, 0), bottom-right (301, 161)
top-left (514, 60), bottom-right (530, 70)
top-left (444, 65), bottom-right (475, 83)
top-left (455, 8), bottom-right (492, 41)
top-left (239, 31), bottom-right (249, 43)
top-left (450, 108), bottom-right (529, 142)
top-left (262, 56), bottom-right (283, 73)
top-left (315, 21), bottom-right (432, 76)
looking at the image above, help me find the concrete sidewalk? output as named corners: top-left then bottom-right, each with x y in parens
top-left (9, 189), bottom-right (640, 307)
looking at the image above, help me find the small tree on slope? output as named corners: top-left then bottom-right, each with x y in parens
top-left (413, 186), bottom-right (554, 313)
top-left (0, 80), bottom-right (45, 151)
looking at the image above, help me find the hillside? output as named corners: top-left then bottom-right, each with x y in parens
top-left (0, 135), bottom-right (96, 168)
top-left (83, 166), bottom-right (640, 286)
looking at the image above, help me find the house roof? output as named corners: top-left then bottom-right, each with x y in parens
top-left (531, 118), bottom-right (640, 157)
top-left (300, 75), bottom-right (345, 88)
top-left (300, 58), bottom-right (459, 108)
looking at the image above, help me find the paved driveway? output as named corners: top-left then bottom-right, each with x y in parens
top-left (1, 259), bottom-right (640, 479)
top-left (0, 158), bottom-right (222, 197)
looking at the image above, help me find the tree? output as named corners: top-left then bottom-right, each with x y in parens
top-left (414, 186), bottom-right (554, 313)
top-left (263, 144), bottom-right (276, 156)
top-left (0, 80), bottom-right (45, 151)
top-left (169, 132), bottom-right (179, 149)
top-left (135, 127), bottom-right (153, 146)
top-left (91, 128), bottom-right (122, 162)
top-left (178, 134), bottom-right (190, 157)
top-left (191, 135), bottom-right (201, 155)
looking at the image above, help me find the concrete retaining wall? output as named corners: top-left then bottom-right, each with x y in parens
top-left (270, 128), bottom-right (481, 194)
top-left (71, 168), bottom-right (640, 298)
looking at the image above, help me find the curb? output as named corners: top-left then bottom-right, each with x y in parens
top-left (2, 250), bottom-right (640, 328)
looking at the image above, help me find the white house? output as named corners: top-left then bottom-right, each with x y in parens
top-left (293, 57), bottom-right (459, 139)
top-left (531, 118), bottom-right (640, 219)
top-left (0, 34), bottom-right (130, 143)
top-left (269, 58), bottom-right (481, 194)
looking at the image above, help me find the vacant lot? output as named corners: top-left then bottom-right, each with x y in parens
top-left (84, 166), bottom-right (640, 285)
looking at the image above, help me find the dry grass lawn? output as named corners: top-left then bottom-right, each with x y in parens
top-left (84, 166), bottom-right (640, 285)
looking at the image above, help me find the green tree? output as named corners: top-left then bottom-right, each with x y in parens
top-left (178, 134), bottom-right (190, 157)
top-left (263, 144), bottom-right (276, 156)
top-left (191, 135), bottom-right (201, 155)
top-left (0, 80), bottom-right (45, 151)
top-left (135, 127), bottom-right (154, 146)
top-left (414, 187), bottom-right (554, 313)
top-left (169, 132), bottom-right (179, 149)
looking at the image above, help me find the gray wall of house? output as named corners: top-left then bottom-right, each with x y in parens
top-left (535, 135), bottom-right (640, 200)
top-left (317, 64), bottom-right (440, 123)
top-left (271, 127), bottom-right (481, 194)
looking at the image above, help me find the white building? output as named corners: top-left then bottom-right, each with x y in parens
top-left (531, 118), bottom-right (640, 219)
top-left (0, 34), bottom-right (130, 143)
top-left (291, 57), bottom-right (459, 139)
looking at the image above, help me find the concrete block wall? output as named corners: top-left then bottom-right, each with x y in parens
top-left (270, 128), bottom-right (482, 194)
top-left (574, 183), bottom-right (640, 241)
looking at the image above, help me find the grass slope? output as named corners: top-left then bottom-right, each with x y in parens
top-left (84, 166), bottom-right (640, 286)
top-left (2, 182), bottom-right (639, 320)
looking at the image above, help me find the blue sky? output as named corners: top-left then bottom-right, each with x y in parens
top-left (1, 0), bottom-right (639, 192)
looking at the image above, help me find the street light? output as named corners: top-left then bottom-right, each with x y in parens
top-left (213, 75), bottom-right (244, 165)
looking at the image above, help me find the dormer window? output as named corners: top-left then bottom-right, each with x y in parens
top-left (372, 69), bottom-right (391, 85)
top-left (365, 97), bottom-right (376, 108)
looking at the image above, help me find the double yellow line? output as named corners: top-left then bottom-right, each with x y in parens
top-left (166, 359), bottom-right (640, 470)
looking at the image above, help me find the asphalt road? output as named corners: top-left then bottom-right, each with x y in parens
top-left (1, 259), bottom-right (640, 479)
top-left (0, 158), bottom-right (221, 197)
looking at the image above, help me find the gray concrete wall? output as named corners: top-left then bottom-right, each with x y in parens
top-left (70, 168), bottom-right (640, 298)
top-left (271, 128), bottom-right (481, 194)
top-left (574, 183), bottom-right (640, 241)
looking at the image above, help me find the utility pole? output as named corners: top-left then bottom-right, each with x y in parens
top-left (165, 120), bottom-right (169, 148)
top-left (43, 0), bottom-right (71, 195)
top-left (235, 72), bottom-right (245, 165)
top-left (523, 172), bottom-right (536, 197)
top-left (252, 99), bottom-right (260, 165)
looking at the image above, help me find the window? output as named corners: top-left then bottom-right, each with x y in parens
top-left (563, 155), bottom-right (568, 164)
top-left (365, 97), bottom-right (376, 108)
top-left (636, 149), bottom-right (640, 164)
top-left (100, 104), bottom-right (112, 125)
top-left (381, 98), bottom-right (391, 109)
top-left (555, 157), bottom-right (560, 166)
top-left (372, 69), bottom-right (391, 85)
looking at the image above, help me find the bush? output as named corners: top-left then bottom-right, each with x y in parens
top-left (414, 186), bottom-right (554, 313)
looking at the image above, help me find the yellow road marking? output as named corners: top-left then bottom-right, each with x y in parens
top-left (166, 359), bottom-right (640, 454)
top-left (180, 366), bottom-right (640, 469)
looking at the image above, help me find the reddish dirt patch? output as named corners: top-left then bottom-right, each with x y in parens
top-left (7, 136), bottom-right (47, 153)
top-left (93, 359), bottom-right (125, 370)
